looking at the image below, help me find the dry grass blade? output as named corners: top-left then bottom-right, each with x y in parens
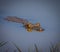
top-left (12, 42), bottom-right (22, 52)
top-left (34, 44), bottom-right (39, 52)
top-left (0, 41), bottom-right (8, 47)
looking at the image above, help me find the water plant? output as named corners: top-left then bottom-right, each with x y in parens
top-left (34, 44), bottom-right (39, 52)
top-left (0, 41), bottom-right (60, 52)
top-left (12, 42), bottom-right (22, 52)
top-left (49, 42), bottom-right (60, 52)
top-left (0, 41), bottom-right (8, 47)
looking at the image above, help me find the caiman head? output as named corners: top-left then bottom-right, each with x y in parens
top-left (34, 23), bottom-right (44, 32)
top-left (24, 22), bottom-right (44, 32)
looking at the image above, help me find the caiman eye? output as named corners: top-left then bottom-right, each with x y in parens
top-left (36, 23), bottom-right (40, 26)
top-left (26, 24), bottom-right (30, 28)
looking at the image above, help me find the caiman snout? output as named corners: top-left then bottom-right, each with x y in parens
top-left (39, 27), bottom-right (44, 32)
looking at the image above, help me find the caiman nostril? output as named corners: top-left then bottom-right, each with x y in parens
top-left (39, 27), bottom-right (45, 32)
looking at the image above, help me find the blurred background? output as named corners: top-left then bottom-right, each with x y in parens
top-left (0, 0), bottom-right (60, 52)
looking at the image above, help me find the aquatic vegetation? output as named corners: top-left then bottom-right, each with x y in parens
top-left (34, 44), bottom-right (39, 52)
top-left (0, 41), bottom-right (8, 47)
top-left (12, 42), bottom-right (22, 52)
top-left (49, 42), bottom-right (60, 52)
top-left (0, 41), bottom-right (60, 52)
